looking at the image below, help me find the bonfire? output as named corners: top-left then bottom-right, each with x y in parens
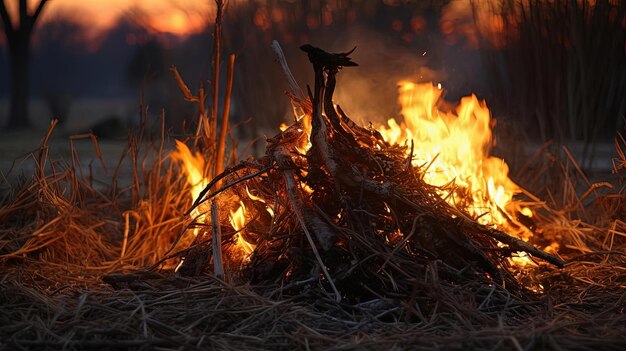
top-left (161, 44), bottom-right (564, 304)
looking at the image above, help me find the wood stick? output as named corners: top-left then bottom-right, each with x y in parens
top-left (283, 168), bottom-right (341, 302)
top-left (210, 0), bottom-right (224, 170)
top-left (208, 0), bottom-right (225, 280)
top-left (484, 227), bottom-right (565, 267)
top-left (215, 54), bottom-right (235, 177)
top-left (272, 143), bottom-right (340, 301)
top-left (271, 40), bottom-right (307, 103)
top-left (169, 66), bottom-right (195, 102)
top-left (211, 200), bottom-right (224, 279)
top-left (394, 192), bottom-right (565, 267)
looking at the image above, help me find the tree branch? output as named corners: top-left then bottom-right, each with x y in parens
top-left (0, 0), bottom-right (14, 37)
top-left (19, 0), bottom-right (26, 26)
top-left (27, 0), bottom-right (48, 31)
top-left (32, 0), bottom-right (48, 21)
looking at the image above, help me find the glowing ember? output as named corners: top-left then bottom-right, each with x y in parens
top-left (378, 82), bottom-right (531, 235)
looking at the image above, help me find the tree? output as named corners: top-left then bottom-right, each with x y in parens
top-left (0, 0), bottom-right (48, 129)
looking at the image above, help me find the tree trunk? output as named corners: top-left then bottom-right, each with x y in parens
top-left (7, 35), bottom-right (31, 129)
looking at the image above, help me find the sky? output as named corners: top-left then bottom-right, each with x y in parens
top-left (0, 0), bottom-right (516, 48)
top-left (0, 0), bottom-right (224, 102)
top-left (4, 0), bottom-right (216, 36)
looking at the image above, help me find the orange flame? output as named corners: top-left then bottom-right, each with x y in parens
top-left (170, 141), bottom-right (256, 260)
top-left (170, 140), bottom-right (209, 222)
top-left (246, 186), bottom-right (275, 217)
top-left (378, 82), bottom-right (531, 234)
top-left (171, 81), bottom-right (535, 268)
top-left (229, 201), bottom-right (256, 258)
top-left (377, 82), bottom-right (536, 266)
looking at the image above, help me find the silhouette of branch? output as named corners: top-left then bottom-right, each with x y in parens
top-left (0, 1), bottom-right (14, 37)
top-left (29, 0), bottom-right (48, 30)
top-left (0, 0), bottom-right (48, 38)
top-left (19, 0), bottom-right (27, 27)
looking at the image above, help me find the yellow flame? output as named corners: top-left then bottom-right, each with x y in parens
top-left (170, 140), bottom-right (208, 207)
top-left (171, 80), bottom-right (537, 268)
top-left (229, 201), bottom-right (256, 257)
top-left (171, 140), bottom-right (256, 260)
top-left (245, 186), bottom-right (275, 217)
top-left (170, 140), bottom-right (209, 233)
top-left (378, 82), bottom-right (525, 230)
top-left (377, 82), bottom-right (536, 266)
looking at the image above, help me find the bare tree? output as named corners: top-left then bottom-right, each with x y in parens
top-left (0, 0), bottom-right (48, 129)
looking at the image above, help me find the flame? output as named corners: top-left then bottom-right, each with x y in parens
top-left (171, 81), bottom-right (536, 268)
top-left (245, 186), bottom-right (275, 217)
top-left (169, 140), bottom-right (208, 221)
top-left (171, 141), bottom-right (256, 260)
top-left (229, 201), bottom-right (256, 257)
top-left (377, 82), bottom-right (537, 267)
top-left (378, 82), bottom-right (529, 233)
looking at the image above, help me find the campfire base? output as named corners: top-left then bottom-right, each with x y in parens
top-left (173, 45), bottom-right (563, 303)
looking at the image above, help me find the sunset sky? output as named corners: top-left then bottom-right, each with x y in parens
top-left (0, 0), bottom-right (518, 48)
top-left (4, 0), bottom-right (216, 36)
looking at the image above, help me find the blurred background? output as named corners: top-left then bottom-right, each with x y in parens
top-left (0, 0), bottom-right (624, 170)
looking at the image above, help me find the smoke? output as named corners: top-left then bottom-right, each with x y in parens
top-left (325, 26), bottom-right (443, 125)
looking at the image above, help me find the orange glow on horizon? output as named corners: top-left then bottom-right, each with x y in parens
top-left (3, 0), bottom-right (214, 40)
top-left (150, 11), bottom-right (208, 35)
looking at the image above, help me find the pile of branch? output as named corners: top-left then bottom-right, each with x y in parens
top-left (177, 45), bottom-right (564, 302)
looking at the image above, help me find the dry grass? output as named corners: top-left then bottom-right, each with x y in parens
top-left (0, 112), bottom-right (625, 349)
top-left (2, 267), bottom-right (623, 350)
top-left (477, 0), bottom-right (626, 151)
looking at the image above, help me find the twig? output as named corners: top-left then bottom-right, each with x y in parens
top-left (169, 66), bottom-right (196, 102)
top-left (211, 0), bottom-right (225, 163)
top-left (271, 40), bottom-right (307, 105)
top-left (282, 166), bottom-right (341, 302)
top-left (121, 211), bottom-right (130, 259)
top-left (272, 140), bottom-right (340, 301)
top-left (485, 227), bottom-right (566, 267)
top-left (211, 200), bottom-right (224, 279)
top-left (215, 54), bottom-right (236, 177)
top-left (189, 165), bottom-right (270, 216)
